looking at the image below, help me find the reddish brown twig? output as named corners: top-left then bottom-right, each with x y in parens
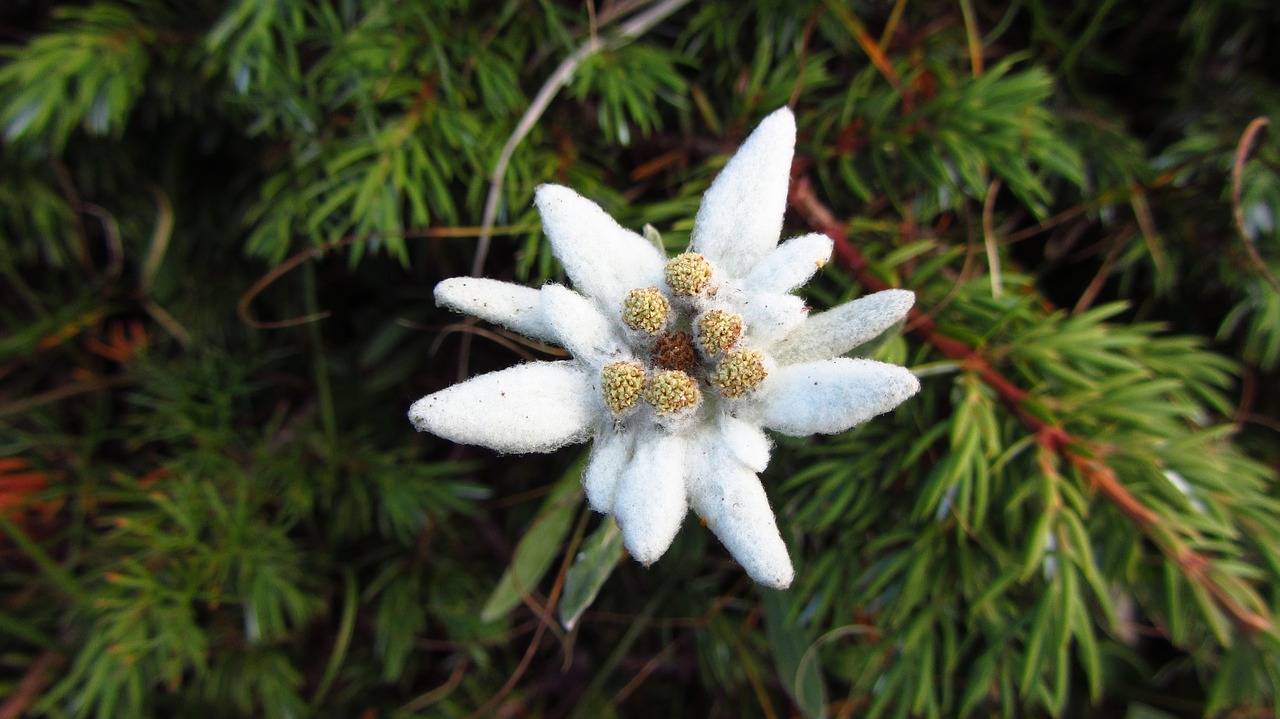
top-left (1230, 117), bottom-right (1280, 293)
top-left (790, 177), bottom-right (1033, 424)
top-left (0, 650), bottom-right (61, 719)
top-left (789, 176), bottom-right (1272, 635)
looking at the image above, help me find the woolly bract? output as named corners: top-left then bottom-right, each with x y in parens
top-left (410, 108), bottom-right (919, 588)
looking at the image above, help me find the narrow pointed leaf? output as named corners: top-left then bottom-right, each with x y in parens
top-left (559, 518), bottom-right (625, 630)
top-left (481, 462), bottom-right (582, 622)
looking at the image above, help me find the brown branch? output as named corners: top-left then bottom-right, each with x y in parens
top-left (0, 650), bottom-right (61, 719)
top-left (0, 376), bottom-right (132, 418)
top-left (1231, 117), bottom-right (1280, 293)
top-left (789, 176), bottom-right (1273, 635)
top-left (395, 656), bottom-right (470, 714)
top-left (462, 504), bottom-right (582, 719)
top-left (790, 177), bottom-right (1032, 414)
top-left (824, 1), bottom-right (905, 100)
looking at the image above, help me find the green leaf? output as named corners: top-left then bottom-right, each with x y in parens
top-left (1018, 510), bottom-right (1054, 580)
top-left (1018, 590), bottom-right (1055, 695)
top-left (480, 460), bottom-right (583, 623)
top-left (643, 223), bottom-right (665, 254)
top-left (559, 517), bottom-right (625, 630)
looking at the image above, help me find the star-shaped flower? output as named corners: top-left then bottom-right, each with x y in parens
top-left (410, 108), bottom-right (919, 589)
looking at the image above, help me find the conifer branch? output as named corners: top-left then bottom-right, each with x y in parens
top-left (789, 175), bottom-right (1274, 635)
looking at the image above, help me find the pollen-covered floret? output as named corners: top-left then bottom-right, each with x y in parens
top-left (643, 369), bottom-right (701, 415)
top-left (652, 331), bottom-right (698, 373)
top-left (621, 287), bottom-right (670, 334)
top-left (600, 361), bottom-right (646, 414)
top-left (664, 253), bottom-right (713, 296)
top-left (711, 348), bottom-right (768, 398)
top-left (696, 310), bottom-right (743, 356)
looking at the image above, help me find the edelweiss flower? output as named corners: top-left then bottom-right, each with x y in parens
top-left (410, 108), bottom-right (919, 589)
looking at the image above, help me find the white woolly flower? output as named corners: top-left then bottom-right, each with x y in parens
top-left (409, 107), bottom-right (919, 589)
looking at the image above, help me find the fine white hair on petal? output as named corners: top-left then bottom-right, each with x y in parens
top-left (583, 424), bottom-right (636, 514)
top-left (772, 289), bottom-right (916, 365)
top-left (434, 277), bottom-right (555, 343)
top-left (737, 291), bottom-right (808, 347)
top-left (743, 233), bottom-right (834, 294)
top-left (718, 415), bottom-right (772, 472)
top-left (687, 440), bottom-right (794, 589)
top-left (689, 108), bottom-right (796, 277)
top-left (612, 432), bottom-right (690, 566)
top-left (761, 357), bottom-right (920, 436)
top-left (534, 184), bottom-right (666, 309)
top-left (408, 361), bottom-right (596, 453)
top-left (539, 284), bottom-right (620, 365)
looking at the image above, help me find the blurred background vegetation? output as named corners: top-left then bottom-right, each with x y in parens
top-left (1, 0), bottom-right (1278, 717)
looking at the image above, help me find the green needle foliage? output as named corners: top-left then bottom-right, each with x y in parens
top-left (1, 1), bottom-right (1277, 717)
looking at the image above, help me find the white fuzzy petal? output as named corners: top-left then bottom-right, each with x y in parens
top-left (583, 424), bottom-right (635, 513)
top-left (408, 361), bottom-right (596, 453)
top-left (762, 358), bottom-right (920, 436)
top-left (718, 415), bottom-right (771, 472)
top-left (612, 433), bottom-right (690, 566)
top-left (739, 292), bottom-right (808, 347)
top-left (535, 185), bottom-right (666, 309)
top-left (434, 277), bottom-right (555, 343)
top-left (688, 441), bottom-right (793, 589)
top-left (690, 108), bottom-right (796, 277)
top-left (540, 284), bottom-right (620, 364)
top-left (743, 233), bottom-right (833, 294)
top-left (772, 290), bottom-right (915, 365)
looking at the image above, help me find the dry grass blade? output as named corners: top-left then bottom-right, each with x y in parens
top-left (471, 0), bottom-right (694, 277)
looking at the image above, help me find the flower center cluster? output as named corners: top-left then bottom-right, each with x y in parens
top-left (621, 287), bottom-right (669, 334)
top-left (652, 331), bottom-right (697, 373)
top-left (643, 370), bottom-right (701, 414)
top-left (664, 253), bottom-right (713, 296)
top-left (600, 361), bottom-right (647, 414)
top-left (711, 349), bottom-right (767, 398)
top-left (600, 255), bottom-right (767, 417)
top-left (695, 310), bottom-right (742, 355)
